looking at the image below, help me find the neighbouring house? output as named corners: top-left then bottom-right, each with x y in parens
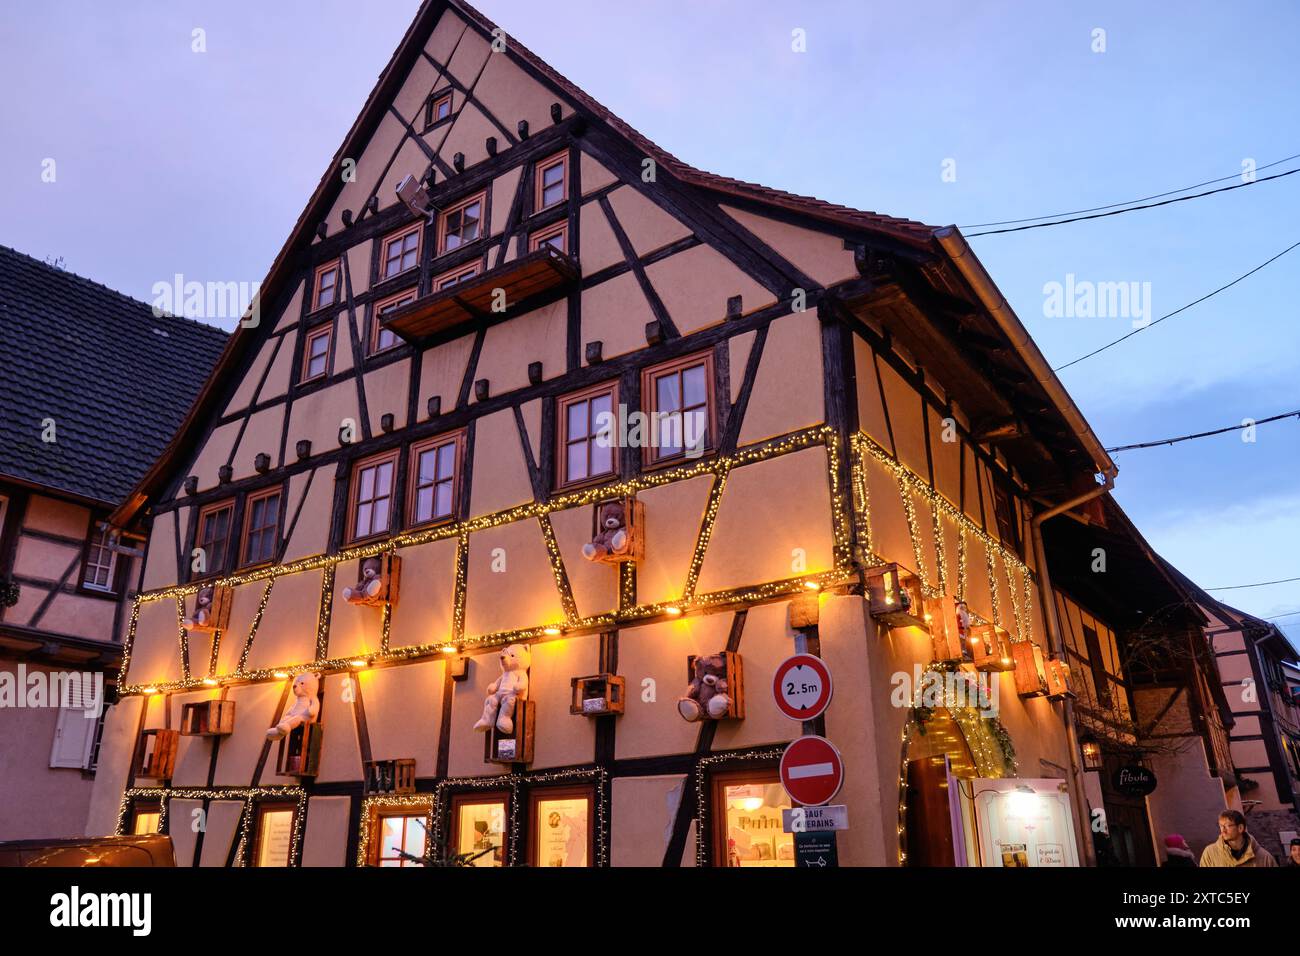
top-left (84, 0), bottom-right (1158, 868)
top-left (0, 244), bottom-right (227, 841)
top-left (1194, 591), bottom-right (1300, 861)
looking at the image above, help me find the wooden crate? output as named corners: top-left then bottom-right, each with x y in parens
top-left (179, 699), bottom-right (235, 736)
top-left (133, 728), bottom-right (178, 779)
top-left (184, 584), bottom-right (232, 634)
top-left (570, 674), bottom-right (625, 716)
top-left (1045, 656), bottom-right (1075, 700)
top-left (864, 564), bottom-right (928, 630)
top-left (341, 553), bottom-right (401, 607)
top-left (1011, 641), bottom-right (1048, 697)
top-left (276, 723), bottom-right (323, 777)
top-left (364, 758), bottom-right (417, 795)
top-left (485, 699), bottom-right (535, 764)
top-left (585, 499), bottom-right (644, 565)
top-left (928, 597), bottom-right (973, 664)
top-left (681, 651), bottom-right (744, 721)
top-left (969, 623), bottom-right (1015, 673)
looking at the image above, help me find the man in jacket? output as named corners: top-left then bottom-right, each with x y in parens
top-left (1198, 810), bottom-right (1277, 867)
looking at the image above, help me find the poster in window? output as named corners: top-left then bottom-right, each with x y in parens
top-left (534, 797), bottom-right (588, 867)
top-left (972, 779), bottom-right (1080, 867)
top-left (256, 808), bottom-right (295, 867)
top-left (456, 801), bottom-right (505, 867)
top-left (722, 783), bottom-right (794, 867)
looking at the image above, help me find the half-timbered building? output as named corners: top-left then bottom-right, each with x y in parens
top-left (0, 245), bottom-right (226, 841)
top-left (88, 0), bottom-right (1131, 867)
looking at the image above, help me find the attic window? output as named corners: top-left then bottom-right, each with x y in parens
top-left (438, 192), bottom-right (485, 255)
top-left (81, 524), bottom-right (118, 593)
top-left (426, 90), bottom-right (453, 128)
top-left (313, 260), bottom-right (341, 311)
top-left (535, 152), bottom-right (568, 211)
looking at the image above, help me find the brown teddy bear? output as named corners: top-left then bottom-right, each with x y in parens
top-left (184, 585), bottom-right (214, 630)
top-left (582, 501), bottom-right (631, 562)
top-left (677, 654), bottom-right (732, 721)
top-left (343, 556), bottom-right (385, 604)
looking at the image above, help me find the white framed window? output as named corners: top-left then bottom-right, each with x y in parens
top-left (82, 524), bottom-right (118, 592)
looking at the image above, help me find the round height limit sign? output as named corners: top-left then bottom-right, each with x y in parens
top-left (773, 654), bottom-right (833, 721)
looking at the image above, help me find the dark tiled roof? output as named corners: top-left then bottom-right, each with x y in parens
top-left (0, 245), bottom-right (228, 506)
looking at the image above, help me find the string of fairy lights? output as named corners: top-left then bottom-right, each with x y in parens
top-left (116, 786), bottom-right (308, 866)
top-left (118, 425), bottom-right (854, 695)
top-left (112, 423), bottom-right (1052, 870)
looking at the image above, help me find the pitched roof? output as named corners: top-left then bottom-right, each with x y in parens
top-left (0, 244), bottom-right (228, 507)
top-left (110, 0), bottom-right (1105, 522)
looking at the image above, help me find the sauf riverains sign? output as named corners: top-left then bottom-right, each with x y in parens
top-left (1112, 764), bottom-right (1158, 797)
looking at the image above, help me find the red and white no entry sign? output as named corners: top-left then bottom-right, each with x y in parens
top-left (779, 735), bottom-right (844, 807)
top-left (772, 654), bottom-right (833, 721)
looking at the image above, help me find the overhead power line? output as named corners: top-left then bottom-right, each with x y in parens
top-left (1054, 239), bottom-right (1300, 371)
top-left (1104, 409), bottom-right (1300, 453)
top-left (964, 167), bottom-right (1300, 237)
top-left (961, 152), bottom-right (1300, 229)
top-left (1207, 575), bottom-right (1300, 591)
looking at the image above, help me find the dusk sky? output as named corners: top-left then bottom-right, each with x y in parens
top-left (2, 0), bottom-right (1296, 645)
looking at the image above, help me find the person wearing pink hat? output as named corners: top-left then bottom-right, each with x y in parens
top-left (1161, 834), bottom-right (1197, 868)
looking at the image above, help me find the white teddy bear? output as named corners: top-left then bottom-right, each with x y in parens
top-left (473, 644), bottom-right (531, 736)
top-left (266, 672), bottom-right (321, 740)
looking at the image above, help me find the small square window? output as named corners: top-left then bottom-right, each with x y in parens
top-left (535, 152), bottom-right (568, 211)
top-left (371, 290), bottom-right (414, 355)
top-left (408, 432), bottom-right (464, 526)
top-left (82, 523), bottom-right (118, 592)
top-left (438, 192), bottom-right (486, 255)
top-left (302, 323), bottom-right (333, 382)
top-left (435, 263), bottom-right (479, 291)
top-left (240, 487), bottom-right (282, 567)
top-left (642, 352), bottom-right (715, 465)
top-left (312, 260), bottom-right (341, 311)
top-left (372, 810), bottom-right (429, 867)
top-left (131, 803), bottom-right (162, 835)
top-left (380, 224), bottom-right (422, 280)
top-left (426, 90), bottom-right (453, 128)
top-left (195, 501), bottom-right (235, 578)
top-left (349, 450), bottom-right (399, 543)
top-left (557, 382), bottom-right (618, 488)
top-left (530, 222), bottom-right (567, 254)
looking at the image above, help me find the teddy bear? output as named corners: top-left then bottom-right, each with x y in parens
top-left (266, 672), bottom-right (321, 740)
top-left (954, 597), bottom-right (973, 657)
top-left (343, 556), bottom-right (385, 604)
top-left (582, 501), bottom-right (632, 562)
top-left (474, 643), bottom-right (531, 736)
top-left (184, 586), bottom-right (214, 630)
top-left (677, 654), bottom-right (732, 721)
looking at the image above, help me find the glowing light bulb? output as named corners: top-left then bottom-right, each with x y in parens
top-left (664, 606), bottom-right (682, 616)
top-left (543, 627), bottom-right (562, 636)
top-left (273, 671), bottom-right (290, 679)
top-left (349, 659), bottom-right (369, 668)
top-left (439, 644), bottom-right (458, 654)
top-left (804, 581), bottom-right (821, 591)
